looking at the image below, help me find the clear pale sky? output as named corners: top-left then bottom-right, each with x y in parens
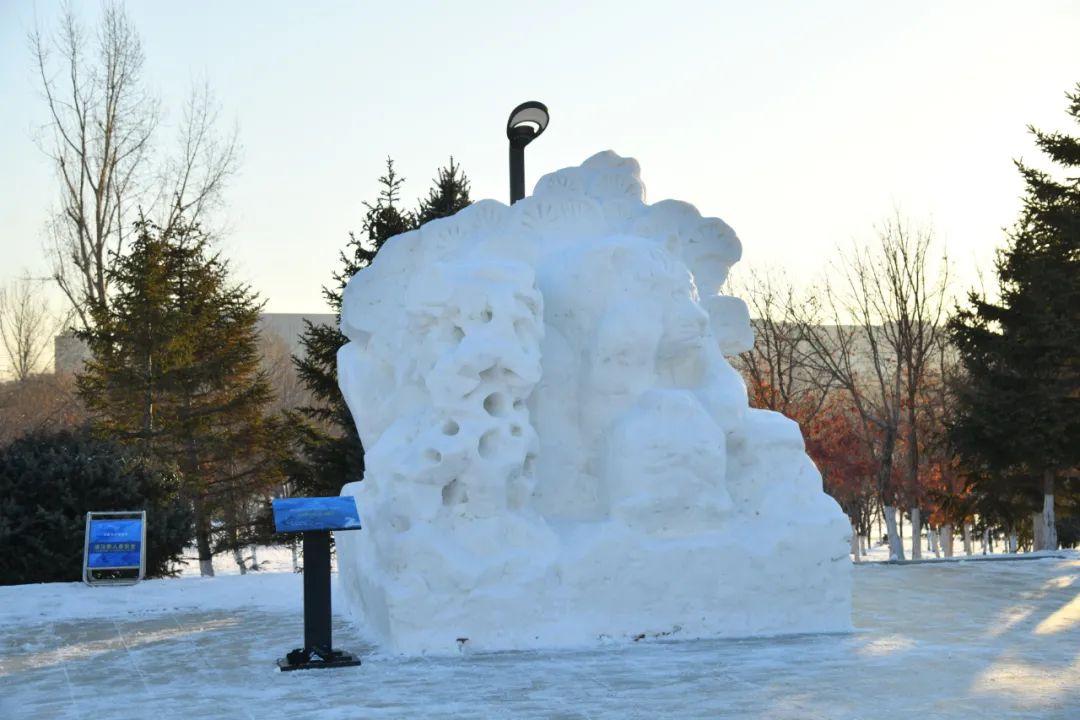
top-left (2, 0), bottom-right (1078, 314)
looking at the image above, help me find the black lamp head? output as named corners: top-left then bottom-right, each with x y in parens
top-left (506, 101), bottom-right (550, 149)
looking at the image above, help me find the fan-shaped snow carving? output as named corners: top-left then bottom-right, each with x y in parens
top-left (336, 150), bottom-right (851, 654)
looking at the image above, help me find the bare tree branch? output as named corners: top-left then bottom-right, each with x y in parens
top-left (730, 267), bottom-right (834, 422)
top-left (791, 215), bottom-right (947, 559)
top-left (30, 2), bottom-right (237, 332)
top-left (0, 275), bottom-right (72, 381)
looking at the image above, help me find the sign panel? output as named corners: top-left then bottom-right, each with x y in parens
top-left (86, 518), bottom-right (143, 568)
top-left (83, 510), bottom-right (146, 586)
top-left (273, 497), bottom-right (362, 533)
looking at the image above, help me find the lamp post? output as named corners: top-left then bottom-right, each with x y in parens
top-left (506, 101), bottom-right (549, 204)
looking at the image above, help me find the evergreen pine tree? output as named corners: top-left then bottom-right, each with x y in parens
top-left (416, 157), bottom-right (471, 225)
top-left (287, 157), bottom-right (471, 497)
top-left (949, 84), bottom-right (1080, 549)
top-left (78, 216), bottom-right (282, 576)
top-left (0, 429), bottom-right (193, 584)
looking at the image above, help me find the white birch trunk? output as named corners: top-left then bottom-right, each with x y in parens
top-left (929, 526), bottom-right (940, 557)
top-left (1042, 470), bottom-right (1057, 551)
top-left (1032, 512), bottom-right (1045, 552)
top-left (233, 547), bottom-right (246, 575)
top-left (910, 507), bottom-right (922, 560)
top-left (883, 505), bottom-right (904, 561)
top-left (850, 521), bottom-right (861, 562)
top-left (962, 523), bottom-right (973, 556)
top-left (1008, 531), bottom-right (1017, 553)
top-left (942, 523), bottom-right (954, 558)
top-left (250, 545), bottom-right (259, 570)
top-left (291, 543), bottom-right (300, 573)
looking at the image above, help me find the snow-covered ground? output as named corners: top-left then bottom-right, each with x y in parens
top-left (856, 515), bottom-right (1038, 563)
top-left (168, 537), bottom-right (1055, 578)
top-left (2, 554), bottom-right (1078, 719)
top-left (856, 540), bottom-right (1049, 563)
top-left (171, 544), bottom-right (301, 577)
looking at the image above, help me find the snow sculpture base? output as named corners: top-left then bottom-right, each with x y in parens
top-left (336, 151), bottom-right (851, 654)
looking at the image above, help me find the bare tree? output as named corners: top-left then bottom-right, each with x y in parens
top-left (259, 330), bottom-right (310, 414)
top-left (31, 2), bottom-right (238, 331)
top-left (911, 332), bottom-right (967, 557)
top-left (889, 217), bottom-right (950, 559)
top-left (731, 267), bottom-right (833, 422)
top-left (0, 373), bottom-right (88, 446)
top-left (155, 80), bottom-right (239, 235)
top-left (731, 269), bottom-right (886, 558)
top-left (0, 275), bottom-right (70, 381)
top-left (795, 216), bottom-right (945, 560)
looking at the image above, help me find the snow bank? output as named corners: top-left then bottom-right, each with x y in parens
top-left (0, 573), bottom-right (302, 625)
top-left (335, 151), bottom-right (851, 654)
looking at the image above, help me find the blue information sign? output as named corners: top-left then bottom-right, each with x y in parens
top-left (273, 497), bottom-right (362, 533)
top-left (86, 518), bottom-right (143, 568)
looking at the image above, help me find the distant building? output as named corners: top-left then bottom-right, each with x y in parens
top-left (53, 312), bottom-right (336, 375)
top-left (257, 313), bottom-right (336, 356)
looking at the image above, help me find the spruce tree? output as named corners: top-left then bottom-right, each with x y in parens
top-left (949, 84), bottom-right (1080, 549)
top-left (78, 216), bottom-right (282, 576)
top-left (0, 429), bottom-right (193, 584)
top-left (416, 157), bottom-right (472, 225)
top-left (287, 157), bottom-right (470, 497)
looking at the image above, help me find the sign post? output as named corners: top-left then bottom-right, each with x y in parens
top-left (83, 511), bottom-right (146, 586)
top-left (272, 496), bottom-right (363, 671)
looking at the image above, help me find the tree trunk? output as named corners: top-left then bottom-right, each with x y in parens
top-left (883, 505), bottom-right (904, 561)
top-left (850, 520), bottom-right (861, 562)
top-left (226, 502), bottom-right (245, 574)
top-left (962, 523), bottom-right (973, 556)
top-left (981, 527), bottom-right (989, 555)
top-left (181, 427), bottom-right (213, 577)
top-left (929, 526), bottom-right (940, 557)
top-left (942, 523), bottom-right (954, 558)
top-left (910, 507), bottom-right (922, 560)
top-left (232, 546), bottom-right (246, 574)
top-left (1008, 530), bottom-right (1017, 553)
top-left (904, 389), bottom-right (921, 558)
top-left (1031, 511), bottom-right (1044, 552)
top-left (250, 545), bottom-right (259, 570)
top-left (291, 542), bottom-right (300, 573)
top-left (195, 503), bottom-right (215, 577)
top-left (1041, 469), bottom-right (1057, 551)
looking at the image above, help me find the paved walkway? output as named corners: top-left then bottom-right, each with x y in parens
top-left (1, 557), bottom-right (1078, 719)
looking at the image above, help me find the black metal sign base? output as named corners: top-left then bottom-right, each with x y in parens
top-left (277, 529), bottom-right (361, 672)
top-left (277, 647), bottom-right (362, 672)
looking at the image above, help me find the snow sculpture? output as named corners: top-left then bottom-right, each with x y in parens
top-left (336, 151), bottom-right (852, 654)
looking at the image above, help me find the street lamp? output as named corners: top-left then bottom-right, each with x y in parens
top-left (506, 101), bottom-right (549, 204)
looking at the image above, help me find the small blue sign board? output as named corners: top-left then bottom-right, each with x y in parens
top-left (87, 518), bottom-right (143, 568)
top-left (273, 497), bottom-right (362, 533)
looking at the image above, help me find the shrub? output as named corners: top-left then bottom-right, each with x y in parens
top-left (0, 429), bottom-right (193, 585)
top-left (1057, 516), bottom-right (1080, 549)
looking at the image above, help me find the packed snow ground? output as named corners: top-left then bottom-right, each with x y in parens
top-left (2, 555), bottom-right (1078, 719)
